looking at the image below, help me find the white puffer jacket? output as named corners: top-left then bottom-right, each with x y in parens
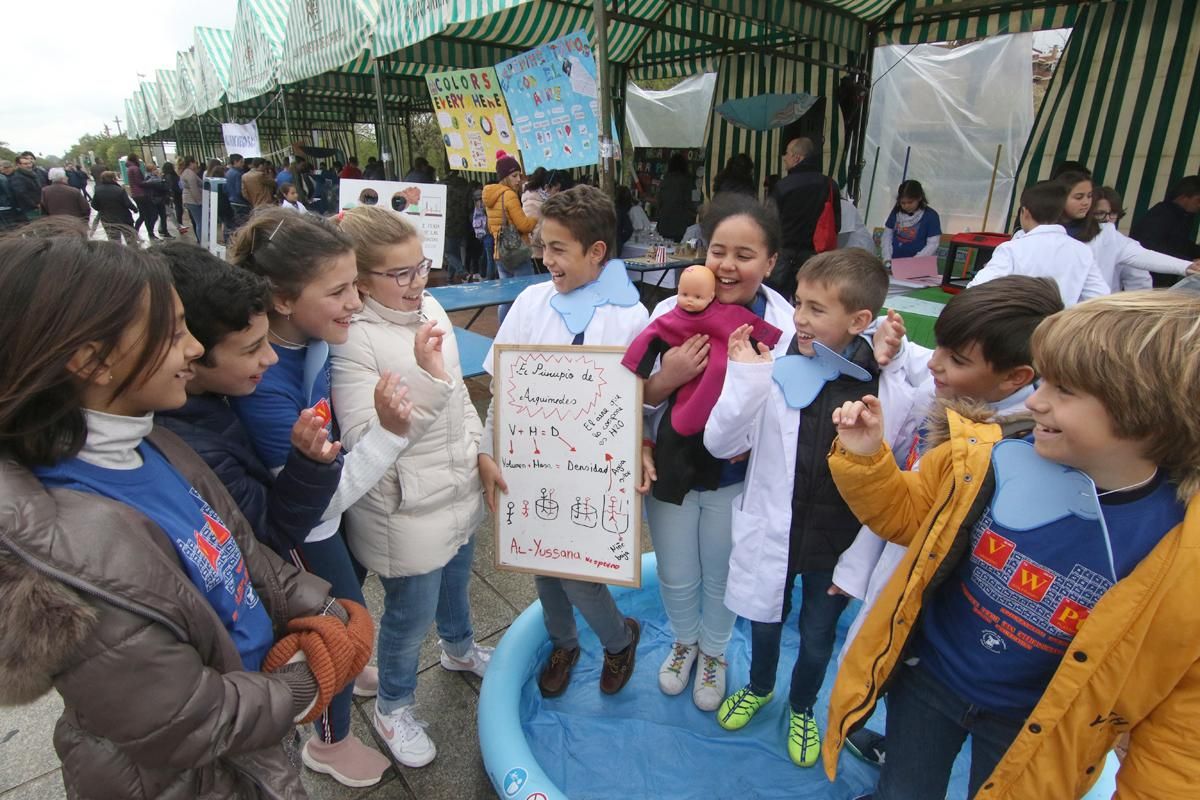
top-left (331, 294), bottom-right (484, 577)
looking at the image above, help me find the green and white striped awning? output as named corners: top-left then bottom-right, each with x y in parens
top-left (195, 27), bottom-right (235, 113)
top-left (229, 0), bottom-right (290, 103)
top-left (125, 97), bottom-right (142, 139)
top-left (155, 69), bottom-right (179, 131)
top-left (1015, 0), bottom-right (1199, 224)
top-left (174, 50), bottom-right (200, 119)
top-left (138, 81), bottom-right (162, 136)
top-left (280, 0), bottom-right (379, 85)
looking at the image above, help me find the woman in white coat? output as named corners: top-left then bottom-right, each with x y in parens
top-left (1057, 174), bottom-right (1196, 290)
top-left (331, 206), bottom-right (490, 769)
top-left (640, 195), bottom-right (797, 712)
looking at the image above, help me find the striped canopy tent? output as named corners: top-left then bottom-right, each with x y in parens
top-left (138, 81), bottom-right (162, 137)
top-left (279, 0), bottom-right (378, 85)
top-left (1012, 0), bottom-right (1199, 223)
top-left (228, 0), bottom-right (290, 103)
top-left (194, 27), bottom-right (235, 113)
top-left (125, 96), bottom-right (143, 140)
top-left (154, 69), bottom-right (180, 133)
top-left (174, 49), bottom-right (201, 120)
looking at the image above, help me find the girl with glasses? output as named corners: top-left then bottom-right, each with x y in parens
top-left (332, 205), bottom-right (492, 769)
top-left (1055, 173), bottom-right (1195, 291)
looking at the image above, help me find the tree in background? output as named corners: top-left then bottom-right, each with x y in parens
top-left (61, 133), bottom-right (132, 167)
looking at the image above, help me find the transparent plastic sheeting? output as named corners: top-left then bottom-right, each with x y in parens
top-left (625, 73), bottom-right (718, 149)
top-left (862, 34), bottom-right (1034, 235)
top-left (480, 554), bottom-right (1120, 799)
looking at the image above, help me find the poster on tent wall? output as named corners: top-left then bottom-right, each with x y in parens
top-left (338, 179), bottom-right (448, 271)
top-left (426, 68), bottom-right (518, 172)
top-left (222, 122), bottom-right (262, 158)
top-left (496, 29), bottom-right (616, 172)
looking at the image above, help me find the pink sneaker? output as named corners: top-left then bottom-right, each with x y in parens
top-left (301, 735), bottom-right (389, 788)
top-left (353, 665), bottom-right (379, 697)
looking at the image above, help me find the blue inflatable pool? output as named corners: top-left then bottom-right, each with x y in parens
top-left (479, 554), bottom-right (1120, 799)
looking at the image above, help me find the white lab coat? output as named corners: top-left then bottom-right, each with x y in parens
top-left (968, 224), bottom-right (1110, 306)
top-left (703, 342), bottom-right (922, 623)
top-left (1087, 222), bottom-right (1190, 291)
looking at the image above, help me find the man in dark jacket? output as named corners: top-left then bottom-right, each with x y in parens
top-left (768, 137), bottom-right (841, 298)
top-left (155, 242), bottom-right (343, 556)
top-left (8, 153), bottom-right (43, 220)
top-left (1130, 175), bottom-right (1200, 287)
top-left (0, 161), bottom-right (22, 228)
top-left (442, 169), bottom-right (472, 283)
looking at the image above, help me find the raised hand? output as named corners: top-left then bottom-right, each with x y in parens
top-left (290, 408), bottom-right (342, 463)
top-left (873, 308), bottom-right (906, 367)
top-left (728, 323), bottom-right (772, 364)
top-left (832, 395), bottom-right (885, 456)
top-left (374, 372), bottom-right (413, 437)
top-left (414, 320), bottom-right (448, 381)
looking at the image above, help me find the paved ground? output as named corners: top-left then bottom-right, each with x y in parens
top-left (0, 255), bottom-right (657, 800)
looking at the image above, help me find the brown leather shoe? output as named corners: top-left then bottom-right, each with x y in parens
top-left (600, 618), bottom-right (641, 695)
top-left (538, 646), bottom-right (580, 698)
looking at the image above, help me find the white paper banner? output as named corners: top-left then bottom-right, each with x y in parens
top-left (625, 73), bottom-right (717, 148)
top-left (221, 121), bottom-right (262, 158)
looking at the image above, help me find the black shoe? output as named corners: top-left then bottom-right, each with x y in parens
top-left (845, 727), bottom-right (886, 767)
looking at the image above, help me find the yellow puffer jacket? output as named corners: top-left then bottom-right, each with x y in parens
top-left (825, 406), bottom-right (1200, 799)
top-left (482, 183), bottom-right (536, 249)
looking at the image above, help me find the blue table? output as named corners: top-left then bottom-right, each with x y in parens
top-left (622, 255), bottom-right (704, 301)
top-left (453, 326), bottom-right (493, 379)
top-left (428, 273), bottom-right (551, 328)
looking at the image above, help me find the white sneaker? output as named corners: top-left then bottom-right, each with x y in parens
top-left (373, 702), bottom-right (437, 768)
top-left (658, 642), bottom-right (699, 696)
top-left (439, 640), bottom-right (493, 677)
top-left (693, 652), bottom-right (727, 711)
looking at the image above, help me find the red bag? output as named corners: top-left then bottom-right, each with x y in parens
top-left (812, 180), bottom-right (838, 253)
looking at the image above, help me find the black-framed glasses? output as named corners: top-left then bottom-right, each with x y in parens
top-left (1093, 210), bottom-right (1125, 221)
top-left (367, 258), bottom-right (432, 286)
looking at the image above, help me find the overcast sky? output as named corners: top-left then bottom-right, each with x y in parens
top-left (6, 0), bottom-right (236, 156)
top-left (4, 3), bottom-right (1073, 158)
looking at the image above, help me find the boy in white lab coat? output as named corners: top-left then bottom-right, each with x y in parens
top-left (968, 180), bottom-right (1109, 306)
top-left (704, 249), bottom-right (922, 767)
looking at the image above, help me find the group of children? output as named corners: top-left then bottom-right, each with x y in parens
top-left (0, 169), bottom-right (1198, 800)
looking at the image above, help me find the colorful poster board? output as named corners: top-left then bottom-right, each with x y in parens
top-left (496, 29), bottom-right (609, 172)
top-left (426, 67), bottom-right (518, 172)
top-left (338, 179), bottom-right (448, 271)
top-left (492, 345), bottom-right (642, 587)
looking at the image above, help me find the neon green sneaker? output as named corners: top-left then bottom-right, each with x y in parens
top-left (788, 707), bottom-right (821, 767)
top-left (716, 685), bottom-right (772, 731)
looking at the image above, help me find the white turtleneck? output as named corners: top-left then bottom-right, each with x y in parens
top-left (77, 409), bottom-right (155, 469)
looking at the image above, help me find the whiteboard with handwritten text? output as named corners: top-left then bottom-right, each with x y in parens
top-left (493, 345), bottom-right (642, 587)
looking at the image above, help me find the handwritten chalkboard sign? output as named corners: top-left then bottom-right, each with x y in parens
top-left (492, 345), bottom-right (642, 587)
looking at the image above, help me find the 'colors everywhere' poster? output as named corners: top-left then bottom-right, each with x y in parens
top-left (426, 67), bottom-right (518, 172)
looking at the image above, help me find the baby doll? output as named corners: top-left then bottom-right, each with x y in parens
top-left (622, 266), bottom-right (782, 503)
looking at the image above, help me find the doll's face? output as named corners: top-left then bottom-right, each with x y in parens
top-left (677, 266), bottom-right (716, 313)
